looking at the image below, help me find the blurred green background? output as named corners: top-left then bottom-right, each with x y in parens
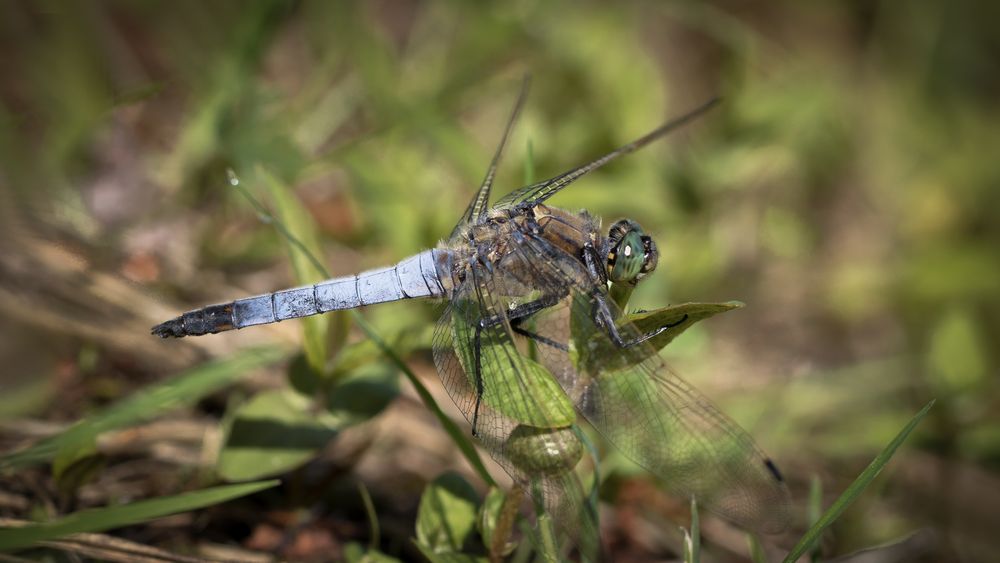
top-left (1, 1), bottom-right (998, 561)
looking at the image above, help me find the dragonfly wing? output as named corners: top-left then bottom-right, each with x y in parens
top-left (431, 242), bottom-right (599, 557)
top-left (494, 97), bottom-right (719, 209)
top-left (512, 230), bottom-right (792, 534)
top-left (448, 76), bottom-right (531, 240)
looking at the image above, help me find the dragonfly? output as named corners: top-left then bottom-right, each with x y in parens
top-left (153, 80), bottom-right (791, 550)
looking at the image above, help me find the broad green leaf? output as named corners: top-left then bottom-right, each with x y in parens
top-left (414, 544), bottom-right (487, 563)
top-left (53, 452), bottom-right (106, 497)
top-left (782, 400), bottom-right (935, 563)
top-left (0, 480), bottom-right (278, 551)
top-left (580, 302), bottom-right (744, 372)
top-left (476, 487), bottom-right (514, 558)
top-left (0, 348), bottom-right (285, 471)
top-left (51, 436), bottom-right (97, 483)
top-left (217, 388), bottom-right (337, 481)
top-left (416, 472), bottom-right (481, 554)
top-left (258, 166), bottom-right (331, 373)
top-left (626, 301), bottom-right (744, 352)
top-left (325, 360), bottom-right (399, 426)
top-left (288, 351), bottom-right (323, 396)
top-left (52, 437), bottom-right (104, 496)
top-left (452, 313), bottom-right (575, 428)
top-left (343, 542), bottom-right (403, 563)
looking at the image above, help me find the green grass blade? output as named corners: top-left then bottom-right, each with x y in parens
top-left (533, 512), bottom-right (559, 563)
top-left (254, 167), bottom-right (330, 372)
top-left (358, 481), bottom-right (380, 549)
top-left (0, 480), bottom-right (279, 551)
top-left (782, 400), bottom-right (935, 563)
top-left (0, 348), bottom-right (285, 471)
top-left (748, 534), bottom-right (767, 563)
top-left (683, 497), bottom-right (700, 563)
top-left (807, 474), bottom-right (823, 562)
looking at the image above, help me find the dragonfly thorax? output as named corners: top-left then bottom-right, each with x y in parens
top-left (606, 219), bottom-right (658, 285)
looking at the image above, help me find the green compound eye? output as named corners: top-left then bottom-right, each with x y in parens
top-left (610, 230), bottom-right (645, 282)
top-left (607, 219), bottom-right (658, 284)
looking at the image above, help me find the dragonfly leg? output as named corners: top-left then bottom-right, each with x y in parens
top-left (603, 312), bottom-right (689, 348)
top-left (504, 296), bottom-right (569, 351)
top-left (596, 298), bottom-right (672, 348)
top-left (472, 321), bottom-right (485, 437)
top-left (582, 243), bottom-right (688, 348)
top-left (511, 323), bottom-right (568, 352)
top-left (481, 294), bottom-right (565, 329)
top-left (469, 293), bottom-right (566, 437)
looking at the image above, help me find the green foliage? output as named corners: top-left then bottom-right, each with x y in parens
top-left (0, 348), bottom-right (285, 471)
top-left (413, 546), bottom-right (486, 563)
top-left (217, 388), bottom-right (337, 481)
top-left (581, 301), bottom-right (745, 372)
top-left (476, 487), bottom-right (516, 559)
top-left (218, 361), bottom-right (398, 481)
top-left (415, 472), bottom-right (482, 556)
top-left (51, 437), bottom-right (104, 496)
top-left (0, 480), bottom-right (279, 551)
top-left (324, 361), bottom-right (399, 426)
top-left (343, 542), bottom-right (404, 563)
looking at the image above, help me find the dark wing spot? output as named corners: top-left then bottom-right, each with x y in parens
top-left (764, 458), bottom-right (785, 482)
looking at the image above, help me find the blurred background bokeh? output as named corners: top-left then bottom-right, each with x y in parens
top-left (1, 1), bottom-right (998, 561)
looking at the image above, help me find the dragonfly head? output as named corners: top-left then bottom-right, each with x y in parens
top-left (606, 219), bottom-right (658, 285)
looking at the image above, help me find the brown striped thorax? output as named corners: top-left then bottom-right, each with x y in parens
top-left (444, 203), bottom-right (657, 291)
top-left (446, 205), bottom-right (597, 279)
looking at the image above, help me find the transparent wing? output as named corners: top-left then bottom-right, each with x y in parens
top-left (431, 238), bottom-right (599, 559)
top-left (509, 229), bottom-right (792, 534)
top-left (494, 97), bottom-right (720, 209)
top-left (448, 76), bottom-right (531, 240)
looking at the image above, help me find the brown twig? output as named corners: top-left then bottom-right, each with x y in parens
top-left (490, 482), bottom-right (525, 563)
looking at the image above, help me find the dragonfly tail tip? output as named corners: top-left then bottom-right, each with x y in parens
top-left (151, 317), bottom-right (186, 338)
